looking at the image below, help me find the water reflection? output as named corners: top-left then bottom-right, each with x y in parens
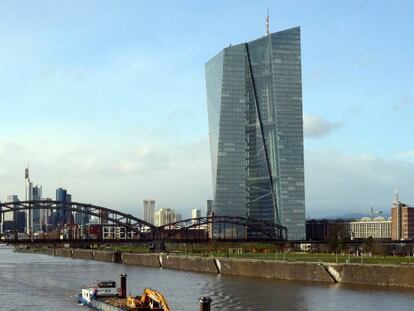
top-left (0, 246), bottom-right (414, 311)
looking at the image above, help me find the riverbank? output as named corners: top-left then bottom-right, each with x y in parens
top-left (15, 247), bottom-right (414, 289)
top-left (6, 247), bottom-right (414, 310)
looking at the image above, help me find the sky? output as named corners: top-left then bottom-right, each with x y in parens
top-left (0, 1), bottom-right (413, 218)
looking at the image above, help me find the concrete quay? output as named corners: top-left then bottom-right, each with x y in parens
top-left (122, 253), bottom-right (160, 267)
top-left (32, 248), bottom-right (414, 289)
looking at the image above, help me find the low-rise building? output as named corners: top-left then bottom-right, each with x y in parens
top-left (307, 216), bottom-right (392, 241)
top-left (351, 217), bottom-right (391, 239)
top-left (306, 219), bottom-right (352, 241)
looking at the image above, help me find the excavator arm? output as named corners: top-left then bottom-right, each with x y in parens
top-left (140, 288), bottom-right (171, 311)
top-left (126, 287), bottom-right (171, 311)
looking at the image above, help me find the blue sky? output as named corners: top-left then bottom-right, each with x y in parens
top-left (0, 1), bottom-right (413, 218)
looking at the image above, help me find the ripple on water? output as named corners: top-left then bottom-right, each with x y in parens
top-left (1, 248), bottom-right (414, 311)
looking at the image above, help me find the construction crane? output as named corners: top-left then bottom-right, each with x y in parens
top-left (127, 288), bottom-right (171, 311)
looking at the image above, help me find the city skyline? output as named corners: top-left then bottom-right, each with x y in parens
top-left (0, 1), bottom-right (412, 218)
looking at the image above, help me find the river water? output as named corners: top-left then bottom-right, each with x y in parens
top-left (1, 246), bottom-right (414, 311)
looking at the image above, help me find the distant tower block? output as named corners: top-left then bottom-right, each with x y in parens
top-left (143, 200), bottom-right (155, 225)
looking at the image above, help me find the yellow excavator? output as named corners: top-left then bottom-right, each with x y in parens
top-left (127, 288), bottom-right (171, 311)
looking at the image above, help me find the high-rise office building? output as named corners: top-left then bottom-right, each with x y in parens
top-left (191, 209), bottom-right (201, 224)
top-left (192, 209), bottom-right (201, 219)
top-left (205, 27), bottom-right (306, 239)
top-left (24, 167), bottom-right (44, 234)
top-left (2, 195), bottom-right (18, 233)
top-left (4, 195), bottom-right (19, 221)
top-left (206, 200), bottom-right (213, 217)
top-left (143, 200), bottom-right (155, 224)
top-left (1, 195), bottom-right (26, 234)
top-left (154, 208), bottom-right (176, 226)
top-left (32, 184), bottom-right (43, 232)
top-left (56, 187), bottom-right (71, 226)
top-left (25, 168), bottom-right (33, 234)
top-left (74, 211), bottom-right (84, 225)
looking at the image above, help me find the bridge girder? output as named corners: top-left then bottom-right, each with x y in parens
top-left (0, 200), bottom-right (155, 236)
top-left (0, 201), bottom-right (287, 243)
top-left (152, 215), bottom-right (287, 241)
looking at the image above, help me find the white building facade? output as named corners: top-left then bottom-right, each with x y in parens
top-left (350, 217), bottom-right (391, 239)
top-left (154, 208), bottom-right (176, 226)
top-left (143, 200), bottom-right (155, 225)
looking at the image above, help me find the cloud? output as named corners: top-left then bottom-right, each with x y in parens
top-left (303, 115), bottom-right (342, 138)
top-left (3, 136), bottom-right (413, 221)
top-left (0, 138), bottom-right (212, 218)
top-left (305, 150), bottom-right (414, 218)
top-left (393, 96), bottom-right (413, 111)
top-left (397, 150), bottom-right (414, 159)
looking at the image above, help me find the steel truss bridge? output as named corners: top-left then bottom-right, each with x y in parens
top-left (0, 200), bottom-right (287, 245)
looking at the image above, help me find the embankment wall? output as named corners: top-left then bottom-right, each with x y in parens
top-left (43, 249), bottom-right (414, 288)
top-left (339, 264), bottom-right (414, 287)
top-left (160, 254), bottom-right (218, 274)
top-left (217, 258), bottom-right (335, 283)
top-left (93, 251), bottom-right (116, 262)
top-left (121, 253), bottom-right (160, 267)
top-left (55, 248), bottom-right (73, 257)
top-left (72, 249), bottom-right (94, 260)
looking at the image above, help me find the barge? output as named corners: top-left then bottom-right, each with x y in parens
top-left (78, 274), bottom-right (170, 311)
top-left (78, 274), bottom-right (212, 311)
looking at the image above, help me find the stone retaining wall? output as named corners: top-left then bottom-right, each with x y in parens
top-left (340, 264), bottom-right (414, 287)
top-left (160, 254), bottom-right (218, 274)
top-left (121, 253), bottom-right (160, 267)
top-left (93, 251), bottom-right (116, 262)
top-left (72, 249), bottom-right (94, 260)
top-left (217, 258), bottom-right (335, 283)
top-left (55, 248), bottom-right (72, 257)
top-left (45, 249), bottom-right (414, 288)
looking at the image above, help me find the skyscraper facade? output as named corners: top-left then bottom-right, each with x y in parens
top-left (24, 167), bottom-right (44, 234)
top-left (143, 200), bottom-right (155, 224)
top-left (154, 208), bottom-right (176, 226)
top-left (25, 168), bottom-right (33, 235)
top-left (205, 27), bottom-right (306, 239)
top-left (2, 195), bottom-right (19, 233)
top-left (32, 184), bottom-right (43, 232)
top-left (56, 187), bottom-right (71, 226)
top-left (191, 208), bottom-right (201, 224)
top-left (4, 194), bottom-right (19, 222)
top-left (191, 209), bottom-right (201, 219)
top-left (206, 200), bottom-right (213, 216)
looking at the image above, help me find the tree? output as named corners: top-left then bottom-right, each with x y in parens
top-left (362, 236), bottom-right (374, 254)
top-left (328, 234), bottom-right (339, 253)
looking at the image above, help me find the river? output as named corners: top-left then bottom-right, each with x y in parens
top-left (1, 246), bottom-right (414, 310)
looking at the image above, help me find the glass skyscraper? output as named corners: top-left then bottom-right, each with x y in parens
top-left (205, 27), bottom-right (305, 240)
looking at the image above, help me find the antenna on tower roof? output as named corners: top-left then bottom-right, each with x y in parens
top-left (394, 186), bottom-right (399, 203)
top-left (266, 8), bottom-right (270, 36)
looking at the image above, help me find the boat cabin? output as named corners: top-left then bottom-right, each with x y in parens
top-left (80, 279), bottom-right (118, 303)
